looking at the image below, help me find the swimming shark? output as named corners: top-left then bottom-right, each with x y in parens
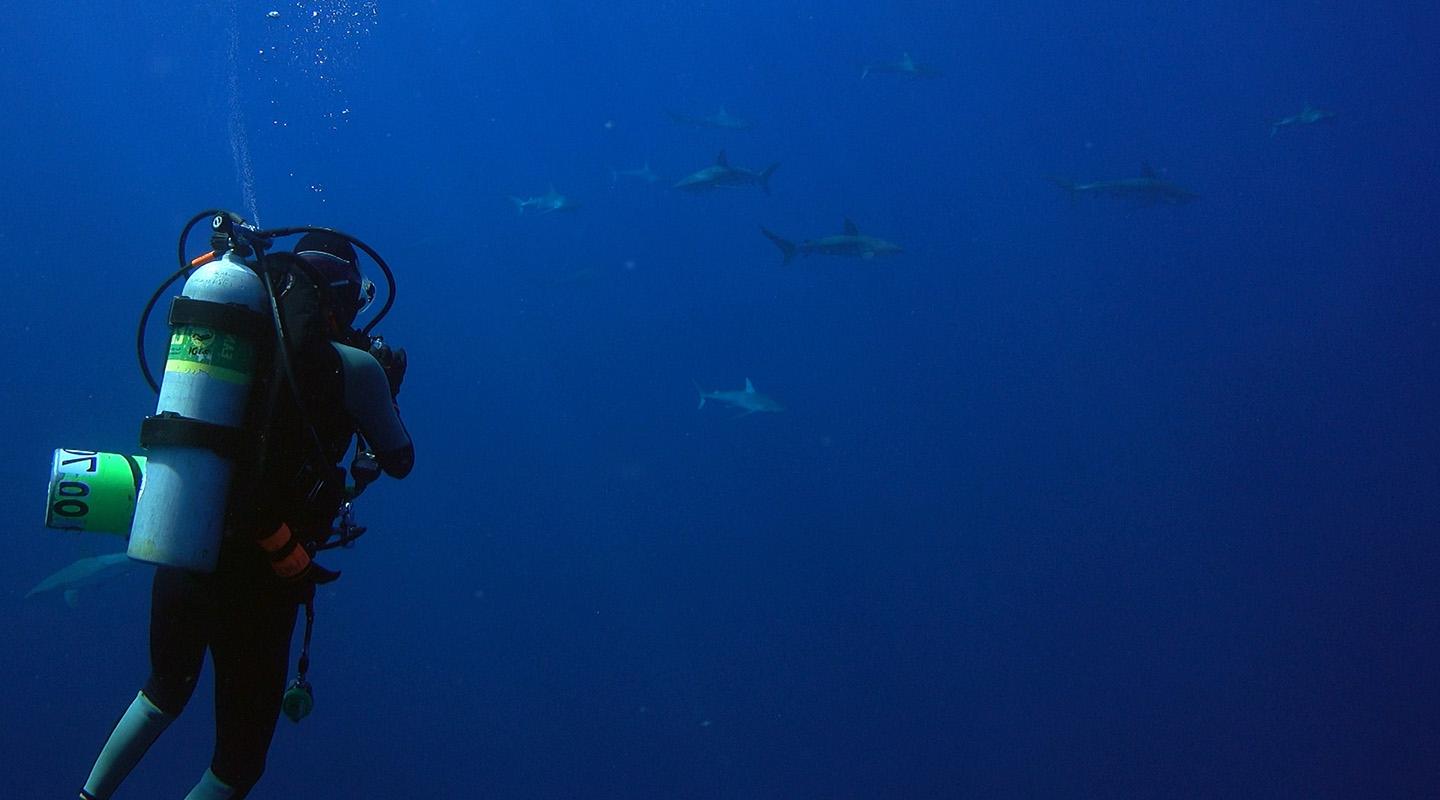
top-left (610, 162), bottom-right (666, 185)
top-left (664, 106), bottom-right (752, 130)
top-left (1270, 104), bottom-right (1336, 137)
top-left (1049, 164), bottom-right (1198, 205)
top-left (508, 187), bottom-right (582, 215)
top-left (26, 553), bottom-right (137, 609)
top-left (694, 378), bottom-right (784, 416)
top-left (673, 151), bottom-right (779, 195)
top-left (760, 218), bottom-right (904, 265)
top-left (860, 52), bottom-right (939, 79)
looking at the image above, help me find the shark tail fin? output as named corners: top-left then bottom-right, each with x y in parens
top-left (693, 380), bottom-right (706, 410)
top-left (760, 227), bottom-right (797, 265)
top-left (508, 196), bottom-right (525, 214)
top-left (758, 163), bottom-right (779, 196)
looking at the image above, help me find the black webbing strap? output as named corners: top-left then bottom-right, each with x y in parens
top-left (168, 296), bottom-right (269, 339)
top-left (139, 413), bottom-right (248, 461)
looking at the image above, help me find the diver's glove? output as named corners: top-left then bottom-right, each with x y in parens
top-left (369, 337), bottom-right (407, 397)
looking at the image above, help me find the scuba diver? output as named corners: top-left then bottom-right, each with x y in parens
top-left (78, 213), bottom-right (414, 799)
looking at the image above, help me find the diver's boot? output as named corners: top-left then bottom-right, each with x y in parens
top-left (183, 768), bottom-right (239, 799)
top-left (81, 691), bottom-right (175, 799)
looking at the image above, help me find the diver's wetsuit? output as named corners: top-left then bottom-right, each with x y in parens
top-left (84, 341), bottom-right (412, 800)
top-left (145, 545), bottom-right (305, 792)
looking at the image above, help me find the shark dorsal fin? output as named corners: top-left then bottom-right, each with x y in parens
top-left (843, 218), bottom-right (859, 236)
top-left (716, 150), bottom-right (729, 167)
top-left (744, 378), bottom-right (755, 393)
top-left (1141, 163), bottom-right (1158, 178)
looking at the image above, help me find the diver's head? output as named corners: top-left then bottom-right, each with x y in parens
top-left (294, 231), bottom-right (375, 330)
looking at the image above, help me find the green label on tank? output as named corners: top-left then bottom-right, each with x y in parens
top-left (164, 325), bottom-right (255, 384)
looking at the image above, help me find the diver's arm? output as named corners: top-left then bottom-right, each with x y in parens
top-left (333, 342), bottom-right (414, 478)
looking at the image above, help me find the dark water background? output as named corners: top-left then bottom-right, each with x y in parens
top-left (3, 1), bottom-right (1438, 797)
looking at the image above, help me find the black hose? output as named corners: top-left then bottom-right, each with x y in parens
top-left (137, 212), bottom-right (399, 393)
top-left (136, 210), bottom-right (226, 393)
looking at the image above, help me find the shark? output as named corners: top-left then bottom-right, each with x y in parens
top-left (508, 187), bottom-right (582, 215)
top-left (694, 378), bottom-right (784, 416)
top-left (860, 52), bottom-right (939, 80)
top-left (1049, 164), bottom-right (1198, 205)
top-left (760, 218), bottom-right (903, 265)
top-left (610, 162), bottom-right (666, 185)
top-left (673, 151), bottom-right (779, 195)
top-left (26, 552), bottom-right (137, 609)
top-left (1270, 104), bottom-right (1336, 137)
top-left (664, 106), bottom-right (752, 130)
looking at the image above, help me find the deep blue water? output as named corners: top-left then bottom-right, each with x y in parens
top-left (4, 2), bottom-right (1439, 797)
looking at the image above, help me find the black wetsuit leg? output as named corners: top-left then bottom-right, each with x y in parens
top-left (142, 548), bottom-right (303, 796)
top-left (207, 551), bottom-right (304, 793)
top-left (143, 567), bottom-right (213, 715)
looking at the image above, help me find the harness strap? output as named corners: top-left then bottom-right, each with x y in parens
top-left (167, 296), bottom-right (270, 339)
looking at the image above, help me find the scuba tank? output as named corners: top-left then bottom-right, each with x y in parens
top-left (128, 246), bottom-right (270, 571)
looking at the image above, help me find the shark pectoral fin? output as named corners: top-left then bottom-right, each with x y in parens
top-left (64, 589), bottom-right (81, 609)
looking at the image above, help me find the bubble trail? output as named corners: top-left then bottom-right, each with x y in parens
top-left (228, 1), bottom-right (261, 225)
